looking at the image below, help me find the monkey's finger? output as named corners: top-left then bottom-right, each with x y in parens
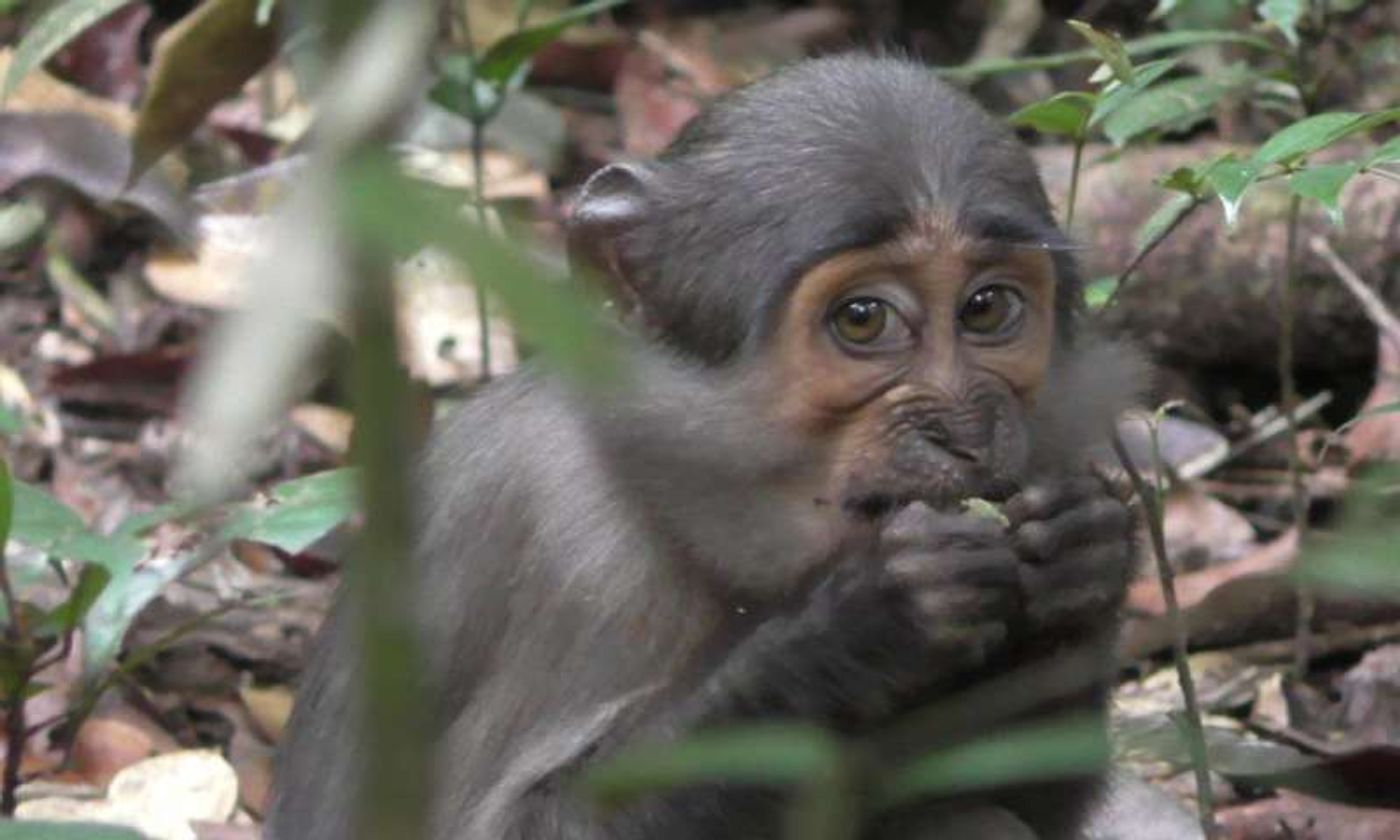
top-left (1013, 499), bottom-right (1130, 563)
top-left (885, 545), bottom-right (1020, 590)
top-left (1004, 477), bottom-right (1103, 524)
top-left (881, 503), bottom-right (1006, 555)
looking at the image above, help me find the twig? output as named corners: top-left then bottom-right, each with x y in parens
top-left (1099, 197), bottom-right (1203, 312)
top-left (1111, 428), bottom-right (1217, 840)
top-left (1309, 235), bottom-right (1400, 341)
top-left (1366, 166), bottom-right (1400, 186)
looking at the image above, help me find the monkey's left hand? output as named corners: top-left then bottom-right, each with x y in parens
top-left (1005, 476), bottom-right (1133, 638)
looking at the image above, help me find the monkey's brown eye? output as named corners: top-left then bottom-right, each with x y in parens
top-left (959, 285), bottom-right (1024, 338)
top-left (830, 297), bottom-right (892, 345)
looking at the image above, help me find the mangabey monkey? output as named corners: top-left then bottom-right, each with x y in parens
top-left (269, 55), bottom-right (1144, 839)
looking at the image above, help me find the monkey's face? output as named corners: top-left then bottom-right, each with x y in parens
top-left (766, 220), bottom-right (1058, 518)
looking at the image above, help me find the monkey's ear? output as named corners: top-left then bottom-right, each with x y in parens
top-left (568, 162), bottom-right (657, 321)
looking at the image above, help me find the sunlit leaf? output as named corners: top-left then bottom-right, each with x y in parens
top-left (1101, 66), bottom-right (1256, 146)
top-left (1257, 0), bottom-right (1306, 47)
top-left (1254, 110), bottom-right (1400, 165)
top-left (1088, 58), bottom-right (1180, 129)
top-left (473, 0), bottom-right (627, 86)
top-left (1083, 276), bottom-right (1118, 310)
top-left (1288, 162), bottom-right (1361, 225)
top-left (220, 468), bottom-right (359, 553)
top-left (10, 481), bottom-right (143, 571)
top-left (256, 0), bottom-right (278, 25)
top-left (131, 0), bottom-right (282, 180)
top-left (878, 714), bottom-right (1109, 807)
top-left (2, 0), bottom-right (134, 101)
top-left (1007, 92), bottom-right (1096, 138)
top-left (585, 723), bottom-right (842, 808)
top-left (1201, 154), bottom-right (1262, 227)
top-left (340, 152), bottom-right (617, 384)
top-left (1067, 20), bottom-right (1135, 83)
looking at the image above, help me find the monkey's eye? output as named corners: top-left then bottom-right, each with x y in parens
top-left (829, 297), bottom-right (907, 349)
top-left (958, 285), bottom-right (1025, 339)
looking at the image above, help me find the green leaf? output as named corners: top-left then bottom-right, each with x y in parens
top-left (1088, 58), bottom-right (1180, 129)
top-left (1257, 0), bottom-right (1306, 47)
top-left (1157, 166), bottom-right (1204, 195)
top-left (36, 564), bottom-right (111, 637)
top-left (0, 822), bottom-right (146, 840)
top-left (0, 456), bottom-right (12, 550)
top-left (1202, 154), bottom-right (1263, 227)
top-left (0, 404), bottom-right (20, 436)
top-left (221, 468), bottom-right (359, 554)
top-left (1083, 276), bottom-right (1118, 310)
top-left (1101, 66), bottom-right (1256, 146)
top-left (1288, 162), bottom-right (1361, 225)
top-left (1067, 20), bottom-right (1135, 83)
top-left (1254, 110), bottom-right (1400, 166)
top-left (1296, 466), bottom-right (1400, 597)
top-left (340, 152), bottom-right (618, 384)
top-left (2, 0), bottom-right (135, 102)
top-left (474, 0), bottom-right (627, 87)
top-left (10, 481), bottom-right (144, 571)
top-left (585, 723), bottom-right (842, 808)
top-left (0, 200), bottom-right (46, 257)
top-left (1366, 134), bottom-right (1400, 166)
top-left (878, 714), bottom-right (1109, 807)
top-left (940, 29), bottom-right (1278, 81)
top-left (131, 0), bottom-right (281, 181)
top-left (256, 0), bottom-right (277, 25)
top-left (1007, 92), bottom-right (1096, 138)
top-left (1135, 192), bottom-right (1198, 251)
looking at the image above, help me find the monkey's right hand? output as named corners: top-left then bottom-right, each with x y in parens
top-left (871, 502), bottom-right (1022, 676)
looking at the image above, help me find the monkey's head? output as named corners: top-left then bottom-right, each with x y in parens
top-left (571, 55), bottom-right (1099, 525)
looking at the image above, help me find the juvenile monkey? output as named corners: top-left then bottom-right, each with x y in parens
top-left (269, 55), bottom-right (1142, 839)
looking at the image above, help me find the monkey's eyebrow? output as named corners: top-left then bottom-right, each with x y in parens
top-left (959, 210), bottom-right (1079, 255)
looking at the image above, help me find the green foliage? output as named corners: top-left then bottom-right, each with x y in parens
top-left (587, 724), bottom-right (845, 809)
top-left (940, 29), bottom-right (1277, 81)
top-left (1100, 64), bottom-right (1256, 146)
top-left (878, 714), bottom-right (1108, 806)
top-left (432, 0), bottom-right (625, 125)
top-left (1068, 20), bottom-right (1136, 84)
top-left (2, 0), bottom-right (134, 101)
top-left (1287, 162), bottom-right (1359, 224)
top-left (1257, 0), bottom-right (1306, 46)
top-left (340, 152), bottom-right (617, 384)
top-left (220, 467), bottom-right (359, 554)
top-left (1297, 465), bottom-right (1400, 598)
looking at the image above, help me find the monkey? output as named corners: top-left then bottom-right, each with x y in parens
top-left (267, 54), bottom-right (1147, 839)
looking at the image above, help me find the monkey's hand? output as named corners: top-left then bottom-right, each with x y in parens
top-left (872, 502), bottom-right (1023, 679)
top-left (1005, 476), bottom-right (1133, 639)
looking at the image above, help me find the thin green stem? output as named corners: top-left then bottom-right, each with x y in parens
top-left (1111, 430), bottom-right (1216, 839)
top-left (1065, 137), bottom-right (1085, 232)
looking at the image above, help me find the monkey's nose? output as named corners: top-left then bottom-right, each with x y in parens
top-left (919, 420), bottom-right (983, 463)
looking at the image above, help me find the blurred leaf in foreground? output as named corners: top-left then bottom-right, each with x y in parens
top-left (340, 152), bottom-right (617, 384)
top-left (1297, 465), bottom-right (1400, 599)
